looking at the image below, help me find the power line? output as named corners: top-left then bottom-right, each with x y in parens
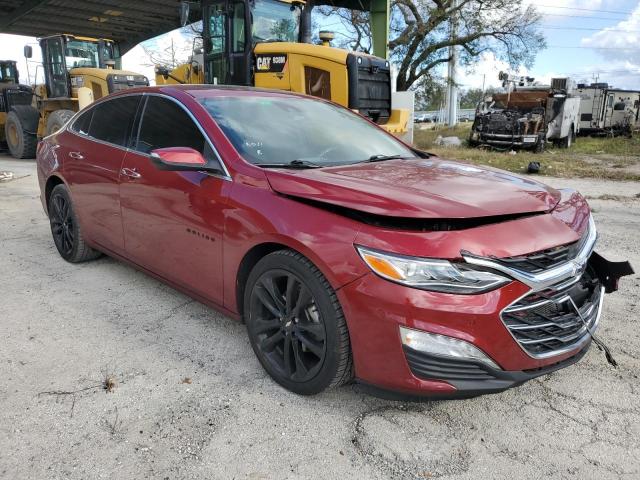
top-left (542, 25), bottom-right (640, 33)
top-left (536, 4), bottom-right (635, 15)
top-left (543, 12), bottom-right (629, 20)
top-left (548, 45), bottom-right (638, 50)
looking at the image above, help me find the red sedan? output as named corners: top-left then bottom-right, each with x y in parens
top-left (36, 86), bottom-right (630, 398)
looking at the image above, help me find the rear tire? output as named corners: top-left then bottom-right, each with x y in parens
top-left (5, 111), bottom-right (37, 159)
top-left (244, 250), bottom-right (353, 395)
top-left (48, 184), bottom-right (101, 263)
top-left (46, 109), bottom-right (75, 136)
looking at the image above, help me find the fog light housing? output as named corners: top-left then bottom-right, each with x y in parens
top-left (400, 326), bottom-right (500, 370)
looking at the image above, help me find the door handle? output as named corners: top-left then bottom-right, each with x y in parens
top-left (121, 167), bottom-right (142, 179)
top-left (69, 151), bottom-right (84, 160)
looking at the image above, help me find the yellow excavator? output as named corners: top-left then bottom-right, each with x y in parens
top-left (6, 34), bottom-right (149, 159)
top-left (156, 0), bottom-right (408, 135)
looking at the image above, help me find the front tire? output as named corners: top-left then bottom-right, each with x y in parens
top-left (48, 184), bottom-right (101, 263)
top-left (46, 109), bottom-right (75, 136)
top-left (244, 250), bottom-right (353, 395)
top-left (5, 111), bottom-right (37, 159)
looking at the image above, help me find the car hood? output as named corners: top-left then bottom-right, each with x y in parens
top-left (265, 157), bottom-right (561, 219)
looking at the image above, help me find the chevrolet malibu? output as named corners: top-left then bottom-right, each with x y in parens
top-left (36, 86), bottom-right (631, 398)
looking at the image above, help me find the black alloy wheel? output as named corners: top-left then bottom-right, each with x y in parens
top-left (244, 250), bottom-right (353, 395)
top-left (48, 184), bottom-right (101, 263)
top-left (250, 269), bottom-right (327, 382)
top-left (50, 190), bottom-right (74, 257)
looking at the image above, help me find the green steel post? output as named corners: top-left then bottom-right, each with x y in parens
top-left (369, 0), bottom-right (389, 59)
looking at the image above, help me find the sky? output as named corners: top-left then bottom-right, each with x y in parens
top-left (1, 0), bottom-right (639, 91)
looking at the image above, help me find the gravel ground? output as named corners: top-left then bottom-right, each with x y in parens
top-left (1, 154), bottom-right (639, 479)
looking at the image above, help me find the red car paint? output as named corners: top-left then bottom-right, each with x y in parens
top-left (36, 86), bottom-right (598, 397)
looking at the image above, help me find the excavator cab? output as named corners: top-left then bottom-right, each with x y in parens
top-left (0, 61), bottom-right (20, 84)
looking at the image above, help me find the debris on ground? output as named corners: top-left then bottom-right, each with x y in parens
top-left (0, 171), bottom-right (14, 182)
top-left (433, 135), bottom-right (462, 147)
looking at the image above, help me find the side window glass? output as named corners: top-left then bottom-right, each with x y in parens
top-left (209, 7), bottom-right (226, 54)
top-left (88, 96), bottom-right (140, 146)
top-left (232, 2), bottom-right (245, 53)
top-left (72, 109), bottom-right (93, 135)
top-left (136, 97), bottom-right (221, 169)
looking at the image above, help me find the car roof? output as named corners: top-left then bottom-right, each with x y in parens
top-left (113, 84), bottom-right (311, 101)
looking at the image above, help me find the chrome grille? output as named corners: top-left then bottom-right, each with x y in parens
top-left (494, 241), bottom-right (578, 273)
top-left (501, 267), bottom-right (602, 357)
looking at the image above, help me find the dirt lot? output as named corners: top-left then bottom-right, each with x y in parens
top-left (1, 154), bottom-right (639, 479)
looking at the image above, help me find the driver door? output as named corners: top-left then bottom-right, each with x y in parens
top-left (41, 37), bottom-right (70, 98)
top-left (203, 0), bottom-right (251, 86)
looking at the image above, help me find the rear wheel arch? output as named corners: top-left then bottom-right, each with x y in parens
top-left (44, 175), bottom-right (65, 215)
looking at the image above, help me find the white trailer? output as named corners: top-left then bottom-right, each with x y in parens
top-left (575, 83), bottom-right (640, 136)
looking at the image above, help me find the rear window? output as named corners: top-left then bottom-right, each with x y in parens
top-left (88, 96), bottom-right (141, 146)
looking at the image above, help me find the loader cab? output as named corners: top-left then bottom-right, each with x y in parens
top-left (201, 0), bottom-right (302, 85)
top-left (37, 35), bottom-right (121, 99)
top-left (0, 61), bottom-right (19, 84)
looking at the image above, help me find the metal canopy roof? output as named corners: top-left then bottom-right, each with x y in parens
top-left (0, 0), bottom-right (183, 52)
top-left (0, 0), bottom-right (384, 54)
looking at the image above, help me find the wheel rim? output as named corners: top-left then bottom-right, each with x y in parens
top-left (50, 193), bottom-right (74, 256)
top-left (249, 270), bottom-right (327, 383)
top-left (7, 123), bottom-right (18, 146)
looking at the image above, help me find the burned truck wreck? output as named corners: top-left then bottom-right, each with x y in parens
top-left (470, 77), bottom-right (581, 152)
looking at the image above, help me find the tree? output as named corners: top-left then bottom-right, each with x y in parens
top-left (459, 86), bottom-right (498, 109)
top-left (315, 0), bottom-right (545, 92)
top-left (141, 26), bottom-right (201, 70)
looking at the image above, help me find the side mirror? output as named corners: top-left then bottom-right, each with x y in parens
top-left (179, 1), bottom-right (190, 27)
top-left (24, 45), bottom-right (33, 59)
top-left (150, 147), bottom-right (207, 171)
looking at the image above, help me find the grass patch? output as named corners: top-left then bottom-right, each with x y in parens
top-left (413, 124), bottom-right (640, 181)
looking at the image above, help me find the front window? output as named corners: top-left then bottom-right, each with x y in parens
top-left (64, 39), bottom-right (117, 70)
top-left (253, 0), bottom-right (301, 43)
top-left (65, 39), bottom-right (100, 69)
top-left (199, 95), bottom-right (414, 166)
top-left (0, 63), bottom-right (18, 83)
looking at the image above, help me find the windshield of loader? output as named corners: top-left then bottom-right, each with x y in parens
top-left (64, 39), bottom-right (118, 70)
top-left (0, 62), bottom-right (18, 83)
top-left (253, 0), bottom-right (301, 42)
top-left (199, 95), bottom-right (414, 166)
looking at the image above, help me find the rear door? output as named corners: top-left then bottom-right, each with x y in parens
top-left (63, 95), bottom-right (142, 253)
top-left (119, 95), bottom-right (230, 304)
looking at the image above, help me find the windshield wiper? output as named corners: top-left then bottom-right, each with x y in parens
top-left (364, 154), bottom-right (411, 163)
top-left (256, 159), bottom-right (322, 169)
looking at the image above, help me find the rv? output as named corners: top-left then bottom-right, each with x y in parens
top-left (575, 83), bottom-right (640, 136)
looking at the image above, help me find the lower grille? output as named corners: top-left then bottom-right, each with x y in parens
top-left (501, 267), bottom-right (602, 357)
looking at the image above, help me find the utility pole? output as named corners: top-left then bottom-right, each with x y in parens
top-left (447, 0), bottom-right (459, 126)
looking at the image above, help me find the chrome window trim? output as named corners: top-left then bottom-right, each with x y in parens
top-left (462, 215), bottom-right (597, 293)
top-left (66, 91), bottom-right (232, 182)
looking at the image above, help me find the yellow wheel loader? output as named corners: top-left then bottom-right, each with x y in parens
top-left (7, 34), bottom-right (149, 159)
top-left (1, 60), bottom-right (38, 158)
top-left (156, 0), bottom-right (409, 135)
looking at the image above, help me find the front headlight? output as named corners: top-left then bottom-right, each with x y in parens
top-left (356, 246), bottom-right (510, 294)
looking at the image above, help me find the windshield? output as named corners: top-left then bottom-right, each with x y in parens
top-left (0, 63), bottom-right (18, 83)
top-left (64, 39), bottom-right (116, 70)
top-left (65, 40), bottom-right (100, 69)
top-left (253, 0), bottom-right (300, 42)
top-left (199, 95), bottom-right (414, 166)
